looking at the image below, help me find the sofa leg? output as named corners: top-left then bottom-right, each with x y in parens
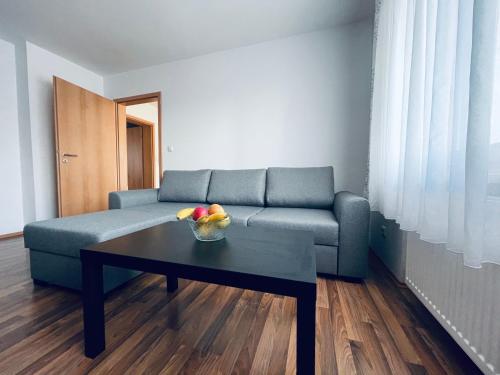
top-left (166, 275), bottom-right (178, 293)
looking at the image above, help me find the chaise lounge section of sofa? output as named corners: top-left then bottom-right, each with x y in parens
top-left (24, 167), bottom-right (369, 292)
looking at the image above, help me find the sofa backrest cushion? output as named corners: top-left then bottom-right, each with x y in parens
top-left (158, 170), bottom-right (212, 203)
top-left (207, 169), bottom-right (266, 206)
top-left (266, 167), bottom-right (334, 209)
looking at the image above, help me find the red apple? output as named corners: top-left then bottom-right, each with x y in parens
top-left (192, 206), bottom-right (208, 221)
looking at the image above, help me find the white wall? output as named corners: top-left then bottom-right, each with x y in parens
top-left (0, 30), bottom-right (37, 229)
top-left (126, 103), bottom-right (160, 186)
top-left (105, 20), bottom-right (374, 195)
top-left (1, 21), bottom-right (373, 224)
top-left (0, 38), bottom-right (24, 234)
top-left (26, 42), bottom-right (104, 220)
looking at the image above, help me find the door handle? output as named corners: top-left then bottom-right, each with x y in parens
top-left (63, 153), bottom-right (78, 157)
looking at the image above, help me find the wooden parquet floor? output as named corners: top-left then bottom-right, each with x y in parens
top-left (0, 237), bottom-right (481, 374)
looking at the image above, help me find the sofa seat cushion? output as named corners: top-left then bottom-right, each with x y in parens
top-left (158, 170), bottom-right (212, 202)
top-left (124, 202), bottom-right (206, 220)
top-left (207, 169), bottom-right (266, 206)
top-left (130, 202), bottom-right (262, 226)
top-left (266, 167), bottom-right (334, 209)
top-left (248, 207), bottom-right (339, 246)
top-left (24, 208), bottom-right (179, 258)
top-left (222, 205), bottom-right (264, 226)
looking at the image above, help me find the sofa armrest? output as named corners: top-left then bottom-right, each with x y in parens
top-left (333, 191), bottom-right (370, 278)
top-left (109, 189), bottom-right (159, 209)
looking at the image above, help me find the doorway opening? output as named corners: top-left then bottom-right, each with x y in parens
top-left (115, 93), bottom-right (162, 190)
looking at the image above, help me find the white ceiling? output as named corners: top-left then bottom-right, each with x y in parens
top-left (0, 0), bottom-right (374, 75)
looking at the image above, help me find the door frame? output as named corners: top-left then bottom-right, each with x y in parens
top-left (126, 114), bottom-right (155, 128)
top-left (115, 92), bottom-right (163, 186)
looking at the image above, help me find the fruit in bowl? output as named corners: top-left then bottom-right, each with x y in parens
top-left (208, 203), bottom-right (224, 215)
top-left (176, 204), bottom-right (231, 241)
top-left (192, 207), bottom-right (208, 221)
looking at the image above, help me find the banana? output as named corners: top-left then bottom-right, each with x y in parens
top-left (216, 217), bottom-right (231, 229)
top-left (197, 215), bottom-right (210, 224)
top-left (207, 213), bottom-right (227, 222)
top-left (176, 208), bottom-right (195, 221)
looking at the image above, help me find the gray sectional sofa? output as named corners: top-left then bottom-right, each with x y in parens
top-left (24, 167), bottom-right (369, 292)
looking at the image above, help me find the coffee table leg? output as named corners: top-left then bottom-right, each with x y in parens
top-left (82, 255), bottom-right (105, 358)
top-left (166, 275), bottom-right (178, 292)
top-left (297, 290), bottom-right (316, 375)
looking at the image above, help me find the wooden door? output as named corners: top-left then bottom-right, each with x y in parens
top-left (53, 77), bottom-right (119, 217)
top-left (127, 125), bottom-right (144, 189)
top-left (125, 115), bottom-right (155, 189)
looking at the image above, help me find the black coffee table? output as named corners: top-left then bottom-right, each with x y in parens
top-left (81, 221), bottom-right (316, 374)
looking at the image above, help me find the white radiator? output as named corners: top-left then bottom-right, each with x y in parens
top-left (405, 232), bottom-right (500, 375)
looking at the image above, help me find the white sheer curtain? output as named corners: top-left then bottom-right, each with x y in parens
top-left (369, 0), bottom-right (500, 267)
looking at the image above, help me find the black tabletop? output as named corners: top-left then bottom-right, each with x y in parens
top-left (83, 221), bottom-right (316, 285)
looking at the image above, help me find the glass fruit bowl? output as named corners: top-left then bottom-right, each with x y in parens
top-left (186, 215), bottom-right (231, 241)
